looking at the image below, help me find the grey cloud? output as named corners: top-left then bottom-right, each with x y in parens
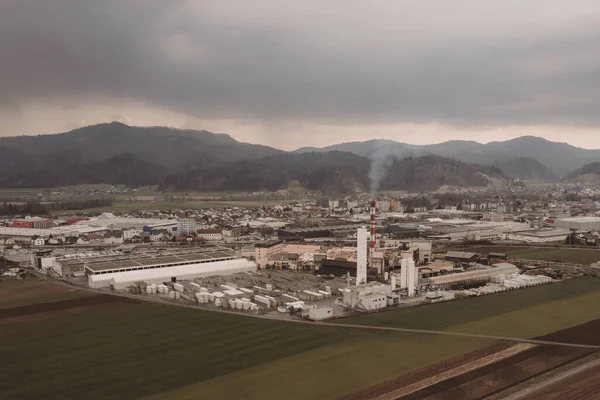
top-left (2, 0), bottom-right (600, 128)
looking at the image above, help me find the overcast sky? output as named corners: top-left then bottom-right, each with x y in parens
top-left (2, 0), bottom-right (600, 150)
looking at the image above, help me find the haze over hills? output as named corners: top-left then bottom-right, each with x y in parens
top-left (492, 157), bottom-right (558, 182)
top-left (159, 153), bottom-right (506, 195)
top-left (562, 162), bottom-right (600, 183)
top-left (295, 136), bottom-right (600, 178)
top-left (0, 122), bottom-right (598, 192)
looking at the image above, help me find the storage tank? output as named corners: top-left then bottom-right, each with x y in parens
top-left (242, 301), bottom-right (250, 311)
top-left (208, 293), bottom-right (215, 302)
top-left (215, 298), bottom-right (222, 307)
top-left (229, 299), bottom-right (236, 309)
top-left (235, 300), bottom-right (243, 310)
top-left (168, 291), bottom-right (176, 299)
top-left (175, 292), bottom-right (181, 299)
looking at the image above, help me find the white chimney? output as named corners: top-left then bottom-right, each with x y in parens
top-left (356, 227), bottom-right (368, 285)
top-left (407, 259), bottom-right (416, 297)
top-left (400, 258), bottom-right (408, 289)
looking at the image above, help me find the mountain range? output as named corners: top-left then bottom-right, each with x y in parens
top-left (0, 122), bottom-right (598, 194)
top-left (295, 136), bottom-right (600, 177)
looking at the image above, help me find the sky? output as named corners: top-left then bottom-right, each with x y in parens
top-left (2, 0), bottom-right (600, 150)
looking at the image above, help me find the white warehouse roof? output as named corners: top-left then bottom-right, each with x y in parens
top-left (428, 264), bottom-right (519, 286)
top-left (89, 259), bottom-right (256, 289)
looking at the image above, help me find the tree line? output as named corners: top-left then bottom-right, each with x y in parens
top-left (0, 198), bottom-right (114, 216)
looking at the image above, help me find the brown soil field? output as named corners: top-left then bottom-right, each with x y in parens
top-left (444, 245), bottom-right (530, 254)
top-left (0, 294), bottom-right (138, 325)
top-left (519, 363), bottom-right (600, 400)
top-left (0, 278), bottom-right (94, 309)
top-left (343, 319), bottom-right (600, 400)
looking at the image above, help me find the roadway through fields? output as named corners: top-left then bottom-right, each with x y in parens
top-left (28, 270), bottom-right (600, 351)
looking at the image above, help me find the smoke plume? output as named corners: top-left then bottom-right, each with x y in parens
top-left (368, 142), bottom-right (394, 194)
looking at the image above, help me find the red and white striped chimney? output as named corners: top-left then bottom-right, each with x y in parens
top-left (369, 199), bottom-right (376, 265)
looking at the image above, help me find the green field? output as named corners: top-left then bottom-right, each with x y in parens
top-left (508, 248), bottom-right (600, 264)
top-left (53, 199), bottom-right (298, 214)
top-left (3, 279), bottom-right (600, 400)
top-left (53, 201), bottom-right (242, 214)
top-left (336, 278), bottom-right (600, 337)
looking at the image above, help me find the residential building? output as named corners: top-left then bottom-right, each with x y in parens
top-left (122, 228), bottom-right (142, 241)
top-left (177, 219), bottom-right (197, 235)
top-left (197, 228), bottom-right (223, 241)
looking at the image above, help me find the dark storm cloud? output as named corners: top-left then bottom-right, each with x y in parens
top-left (2, 0), bottom-right (600, 126)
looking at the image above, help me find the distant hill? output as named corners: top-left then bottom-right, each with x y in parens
top-left (493, 157), bottom-right (557, 181)
top-left (161, 152), bottom-right (371, 195)
top-left (562, 162), bottom-right (600, 182)
top-left (379, 156), bottom-right (506, 192)
top-left (160, 154), bottom-right (506, 194)
top-left (0, 153), bottom-right (166, 188)
top-left (0, 122), bottom-right (282, 169)
top-left (295, 136), bottom-right (600, 177)
top-left (0, 122), bottom-right (592, 190)
top-left (0, 122), bottom-right (283, 188)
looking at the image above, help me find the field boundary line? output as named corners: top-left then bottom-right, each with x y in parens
top-left (502, 356), bottom-right (600, 400)
top-left (370, 343), bottom-right (536, 400)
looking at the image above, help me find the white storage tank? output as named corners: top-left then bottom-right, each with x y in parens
top-left (235, 300), bottom-right (243, 310)
top-left (215, 298), bottom-right (222, 307)
top-left (242, 301), bottom-right (250, 311)
top-left (229, 299), bottom-right (236, 309)
top-left (168, 291), bottom-right (176, 299)
top-left (208, 293), bottom-right (215, 302)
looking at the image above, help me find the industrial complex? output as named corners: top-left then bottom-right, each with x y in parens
top-left (17, 198), bottom-right (569, 322)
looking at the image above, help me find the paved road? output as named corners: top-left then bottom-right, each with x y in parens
top-left (29, 269), bottom-right (600, 350)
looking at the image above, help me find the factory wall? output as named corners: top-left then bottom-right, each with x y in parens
top-left (88, 259), bottom-right (257, 289)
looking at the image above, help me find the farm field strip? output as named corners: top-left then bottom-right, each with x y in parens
top-left (0, 278), bottom-right (94, 309)
top-left (508, 247), bottom-right (600, 264)
top-left (4, 279), bottom-right (600, 400)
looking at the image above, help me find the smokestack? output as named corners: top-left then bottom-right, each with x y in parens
top-left (370, 199), bottom-right (376, 266)
top-left (356, 227), bottom-right (368, 285)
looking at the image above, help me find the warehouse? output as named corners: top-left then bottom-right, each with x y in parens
top-left (555, 217), bottom-right (600, 231)
top-left (89, 258), bottom-right (257, 289)
top-left (426, 263), bottom-right (519, 288)
top-left (444, 251), bottom-right (479, 265)
top-left (505, 228), bottom-right (571, 243)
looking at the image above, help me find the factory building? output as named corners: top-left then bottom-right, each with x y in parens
top-left (90, 259), bottom-right (256, 290)
top-left (505, 228), bottom-right (571, 243)
top-left (444, 251), bottom-right (479, 265)
top-left (10, 218), bottom-right (54, 229)
top-left (341, 283), bottom-right (392, 310)
top-left (397, 239), bottom-right (432, 264)
top-left (255, 241), bottom-right (284, 268)
top-left (426, 263), bottom-right (519, 288)
top-left (277, 224), bottom-right (369, 240)
top-left (555, 217), bottom-right (600, 231)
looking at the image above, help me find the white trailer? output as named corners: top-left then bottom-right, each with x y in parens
top-left (308, 307), bottom-right (333, 321)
